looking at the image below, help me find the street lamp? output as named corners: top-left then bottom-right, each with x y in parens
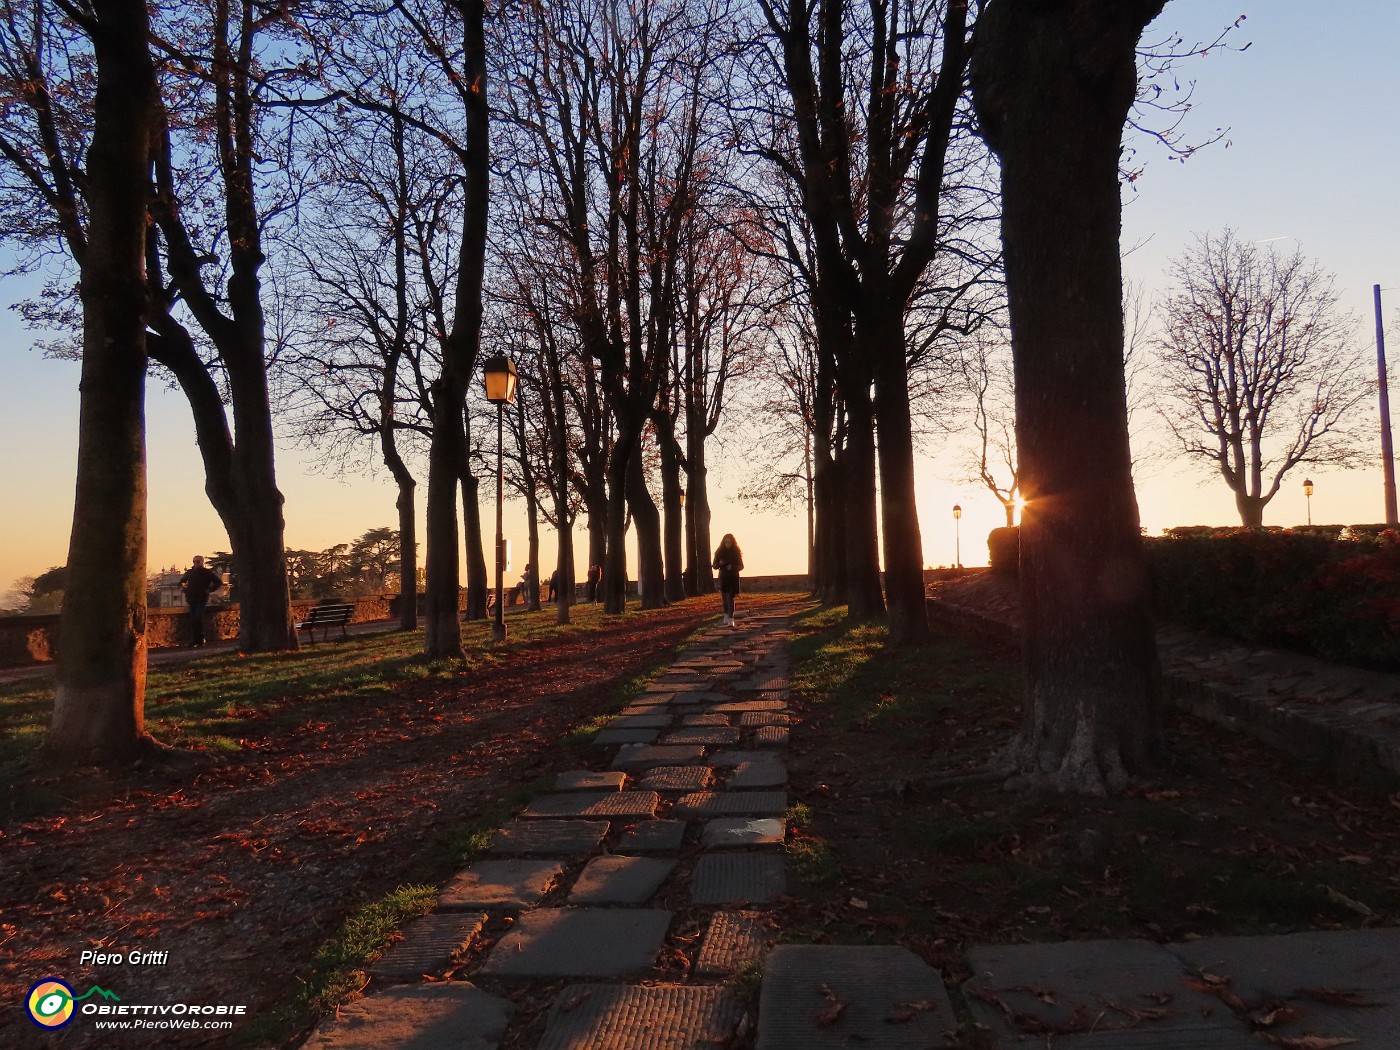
top-left (952, 504), bottom-right (962, 568)
top-left (1303, 478), bottom-right (1314, 526)
top-left (484, 354), bottom-right (518, 642)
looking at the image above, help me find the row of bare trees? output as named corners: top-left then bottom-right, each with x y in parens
top-left (9, 0), bottom-right (1363, 799)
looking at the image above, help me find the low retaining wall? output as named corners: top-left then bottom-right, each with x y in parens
top-left (926, 596), bottom-right (1400, 793)
top-left (0, 595), bottom-right (403, 668)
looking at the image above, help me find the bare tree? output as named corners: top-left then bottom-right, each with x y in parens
top-left (45, 0), bottom-right (161, 766)
top-left (971, 0), bottom-right (1165, 795)
top-left (753, 0), bottom-right (976, 643)
top-left (1155, 229), bottom-right (1369, 527)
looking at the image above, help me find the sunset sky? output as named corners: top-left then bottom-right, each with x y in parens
top-left (1, 0), bottom-right (1397, 601)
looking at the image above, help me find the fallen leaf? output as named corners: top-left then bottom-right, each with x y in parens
top-left (815, 1002), bottom-right (846, 1027)
top-left (1297, 988), bottom-right (1385, 1008)
top-left (1254, 1036), bottom-right (1359, 1049)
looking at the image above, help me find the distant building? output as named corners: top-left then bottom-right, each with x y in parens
top-left (151, 567), bottom-right (230, 609)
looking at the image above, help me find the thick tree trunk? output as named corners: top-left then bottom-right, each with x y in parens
top-left (602, 430), bottom-right (637, 614)
top-left (462, 469), bottom-right (489, 620)
top-left (686, 428), bottom-right (714, 595)
top-left (396, 477), bottom-right (418, 630)
top-left (971, 0), bottom-right (1164, 795)
top-left (842, 384), bottom-right (886, 617)
top-left (526, 489), bottom-right (542, 611)
top-left (586, 490), bottom-right (609, 594)
top-left (47, 0), bottom-right (158, 766)
top-left (628, 444), bottom-right (667, 609)
top-left (1235, 491), bottom-right (1266, 528)
top-left (814, 445), bottom-right (847, 604)
top-left (865, 307), bottom-right (930, 645)
top-left (657, 417), bottom-right (686, 602)
top-left (423, 380), bottom-right (464, 658)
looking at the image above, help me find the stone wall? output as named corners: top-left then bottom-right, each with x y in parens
top-left (0, 595), bottom-right (404, 668)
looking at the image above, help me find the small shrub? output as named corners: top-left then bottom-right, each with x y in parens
top-left (988, 526), bottom-right (1020, 578)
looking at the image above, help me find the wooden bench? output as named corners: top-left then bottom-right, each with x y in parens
top-left (295, 603), bottom-right (355, 643)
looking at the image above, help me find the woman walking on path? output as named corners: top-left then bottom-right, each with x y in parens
top-left (712, 534), bottom-right (744, 626)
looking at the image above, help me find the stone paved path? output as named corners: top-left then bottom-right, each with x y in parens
top-left (304, 601), bottom-right (1400, 1049)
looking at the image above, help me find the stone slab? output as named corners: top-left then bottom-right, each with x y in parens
top-left (661, 727), bottom-right (741, 746)
top-left (681, 713), bottom-right (733, 727)
top-left (708, 750), bottom-right (771, 768)
top-left (611, 714), bottom-right (673, 729)
top-left (730, 759), bottom-right (788, 788)
top-left (756, 945), bottom-right (954, 1050)
top-left (639, 765), bottom-right (714, 792)
top-left (738, 712), bottom-right (793, 727)
top-left (738, 676), bottom-right (791, 692)
top-left (644, 679), bottom-right (711, 691)
top-left (690, 852), bottom-right (786, 905)
top-left (481, 908), bottom-right (672, 978)
top-left (304, 983), bottom-right (512, 1050)
top-left (624, 699), bottom-right (675, 712)
top-left (536, 985), bottom-right (743, 1050)
top-left (965, 939), bottom-right (1252, 1048)
top-left (569, 855), bottom-right (675, 904)
top-left (367, 912), bottom-right (487, 981)
top-left (702, 817), bottom-right (786, 848)
top-left (488, 820), bottom-right (609, 857)
top-left (613, 744), bottom-right (707, 771)
top-left (440, 859), bottom-right (563, 911)
top-left (553, 770), bottom-right (627, 792)
top-left (615, 819), bottom-right (687, 854)
top-left (710, 699), bottom-right (788, 713)
top-left (696, 910), bottom-right (775, 977)
top-left (674, 791), bottom-right (787, 819)
top-left (595, 727), bottom-right (660, 746)
top-left (523, 791), bottom-right (660, 820)
top-left (752, 726), bottom-right (790, 747)
top-left (1171, 929), bottom-right (1400, 1047)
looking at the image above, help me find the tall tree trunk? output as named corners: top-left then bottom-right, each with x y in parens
top-left (47, 0), bottom-right (158, 766)
top-left (628, 443), bottom-right (667, 610)
top-left (423, 380), bottom-right (464, 657)
top-left (865, 306), bottom-right (930, 644)
top-left (686, 426), bottom-right (714, 595)
top-left (657, 416), bottom-right (686, 602)
top-left (462, 468), bottom-right (489, 620)
top-left (586, 490), bottom-right (609, 595)
top-left (971, 0), bottom-right (1164, 795)
top-left (842, 382), bottom-right (886, 617)
top-left (526, 491), bottom-right (542, 611)
top-left (395, 476), bottom-right (418, 630)
top-left (603, 428), bottom-right (638, 613)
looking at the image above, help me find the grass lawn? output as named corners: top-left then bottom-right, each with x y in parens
top-left (0, 595), bottom-right (782, 1048)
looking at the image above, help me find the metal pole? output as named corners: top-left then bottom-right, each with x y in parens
top-left (493, 400), bottom-right (506, 642)
top-left (1376, 285), bottom-right (1398, 526)
top-left (955, 518), bottom-right (961, 567)
top-left (1306, 492), bottom-right (1312, 527)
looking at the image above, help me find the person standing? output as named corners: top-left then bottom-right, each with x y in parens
top-left (586, 564), bottom-right (602, 604)
top-left (179, 555), bottom-right (224, 647)
top-left (711, 534), bottom-right (744, 627)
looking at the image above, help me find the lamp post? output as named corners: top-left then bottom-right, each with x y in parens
top-left (484, 354), bottom-right (518, 642)
top-left (952, 504), bottom-right (962, 568)
top-left (1303, 478), bottom-right (1314, 527)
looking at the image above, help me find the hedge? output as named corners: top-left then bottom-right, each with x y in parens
top-left (1147, 527), bottom-right (1400, 671)
top-left (979, 525), bottom-right (1400, 670)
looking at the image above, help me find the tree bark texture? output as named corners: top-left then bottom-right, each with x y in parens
top-left (462, 467), bottom-right (489, 621)
top-left (396, 478), bottom-right (418, 630)
top-left (627, 444), bottom-right (667, 609)
top-left (864, 306), bottom-right (930, 644)
top-left (971, 0), bottom-right (1165, 794)
top-left (841, 382), bottom-right (887, 618)
top-left (48, 0), bottom-right (158, 766)
top-left (423, 380), bottom-right (464, 657)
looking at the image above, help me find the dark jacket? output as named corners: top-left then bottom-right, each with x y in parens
top-left (180, 566), bottom-right (223, 604)
top-left (712, 547), bottom-right (743, 593)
